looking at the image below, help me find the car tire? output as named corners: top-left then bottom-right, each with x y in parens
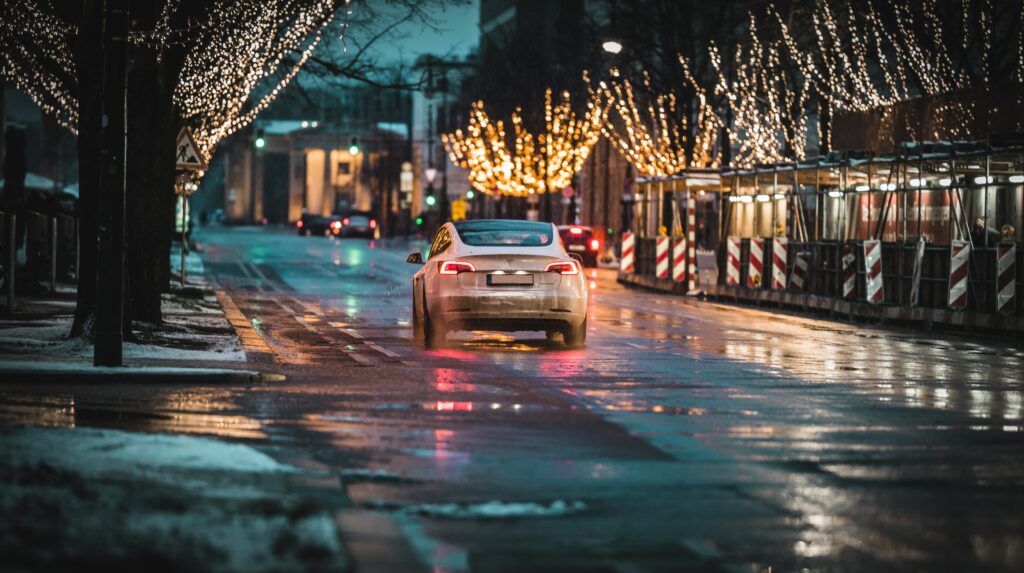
top-left (412, 292), bottom-right (424, 343)
top-left (422, 296), bottom-right (444, 349)
top-left (545, 330), bottom-right (561, 343)
top-left (563, 318), bottom-right (587, 348)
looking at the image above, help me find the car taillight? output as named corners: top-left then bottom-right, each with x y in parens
top-left (439, 261), bottom-right (476, 275)
top-left (545, 261), bottom-right (579, 275)
top-left (296, 220), bottom-right (303, 228)
top-left (569, 227), bottom-right (583, 235)
top-left (369, 219), bottom-right (377, 229)
top-left (589, 239), bottom-right (599, 251)
top-left (342, 217), bottom-right (350, 226)
top-left (330, 221), bottom-right (342, 230)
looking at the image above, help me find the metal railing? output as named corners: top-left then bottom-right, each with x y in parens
top-left (0, 210), bottom-right (79, 315)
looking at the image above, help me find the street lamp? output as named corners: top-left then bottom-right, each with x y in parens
top-left (602, 40), bottom-right (623, 54)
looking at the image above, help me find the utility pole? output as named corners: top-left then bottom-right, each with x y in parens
top-left (94, 0), bottom-right (128, 366)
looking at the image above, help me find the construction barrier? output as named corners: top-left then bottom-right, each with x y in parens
top-left (747, 238), bottom-right (764, 288)
top-left (620, 232), bottom-right (635, 273)
top-left (863, 239), bottom-right (884, 304)
top-left (655, 236), bottom-right (670, 279)
top-left (672, 236), bottom-right (687, 282)
top-left (686, 194), bottom-right (696, 291)
top-left (790, 251), bottom-right (810, 291)
top-left (997, 244), bottom-right (1016, 315)
top-left (771, 238), bottom-right (788, 289)
top-left (725, 236), bottom-right (741, 286)
top-left (841, 243), bottom-right (856, 300)
top-left (948, 240), bottom-right (970, 310)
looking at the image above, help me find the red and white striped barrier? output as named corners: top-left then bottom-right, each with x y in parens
top-left (790, 251), bottom-right (810, 291)
top-left (771, 238), bottom-right (788, 289)
top-left (841, 243), bottom-right (857, 300)
top-left (747, 238), bottom-right (764, 288)
top-left (997, 244), bottom-right (1016, 315)
top-left (672, 236), bottom-right (687, 282)
top-left (655, 236), bottom-right (670, 279)
top-left (863, 239), bottom-right (884, 304)
top-left (725, 236), bottom-right (741, 285)
top-left (948, 239), bottom-right (970, 310)
top-left (620, 232), bottom-right (635, 273)
top-left (687, 194), bottom-right (697, 291)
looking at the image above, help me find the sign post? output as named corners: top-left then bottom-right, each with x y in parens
top-left (175, 128), bottom-right (206, 287)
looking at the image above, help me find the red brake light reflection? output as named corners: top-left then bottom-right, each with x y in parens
top-left (569, 227), bottom-right (583, 235)
top-left (545, 261), bottom-right (579, 275)
top-left (439, 261), bottom-right (476, 275)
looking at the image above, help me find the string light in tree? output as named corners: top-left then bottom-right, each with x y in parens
top-left (444, 90), bottom-right (606, 197)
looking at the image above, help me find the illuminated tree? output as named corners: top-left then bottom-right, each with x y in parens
top-left (444, 89), bottom-right (605, 217)
top-left (593, 60), bottom-right (721, 177)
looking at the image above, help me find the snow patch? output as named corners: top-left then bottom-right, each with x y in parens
top-left (388, 499), bottom-right (587, 519)
top-left (2, 426), bottom-right (292, 475)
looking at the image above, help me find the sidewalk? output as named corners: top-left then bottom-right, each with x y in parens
top-left (0, 246), bottom-right (273, 383)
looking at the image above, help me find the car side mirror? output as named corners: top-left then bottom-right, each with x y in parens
top-left (407, 252), bottom-right (424, 265)
top-left (568, 253), bottom-right (583, 264)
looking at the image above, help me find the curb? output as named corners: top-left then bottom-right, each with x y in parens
top-left (0, 364), bottom-right (286, 385)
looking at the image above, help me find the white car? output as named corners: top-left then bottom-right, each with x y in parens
top-left (408, 220), bottom-right (588, 348)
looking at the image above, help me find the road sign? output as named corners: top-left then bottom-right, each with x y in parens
top-left (451, 199), bottom-right (467, 221)
top-left (175, 127), bottom-right (207, 171)
top-left (400, 171), bottom-right (413, 192)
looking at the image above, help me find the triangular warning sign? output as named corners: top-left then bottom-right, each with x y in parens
top-left (175, 127), bottom-right (207, 171)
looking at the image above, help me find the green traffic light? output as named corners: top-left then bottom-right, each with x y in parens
top-left (415, 217), bottom-right (423, 226)
top-left (425, 195), bottom-right (436, 206)
top-left (466, 190), bottom-right (475, 200)
top-left (255, 137), bottom-right (265, 149)
top-left (348, 145), bottom-right (359, 155)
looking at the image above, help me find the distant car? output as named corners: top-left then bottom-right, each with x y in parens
top-left (557, 225), bottom-right (599, 267)
top-left (337, 210), bottom-right (377, 239)
top-left (407, 219), bottom-right (588, 348)
top-left (296, 213), bottom-right (338, 236)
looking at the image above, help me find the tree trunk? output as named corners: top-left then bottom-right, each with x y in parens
top-left (125, 2), bottom-right (164, 325)
top-left (71, 0), bottom-right (103, 338)
top-left (123, 2), bottom-right (184, 326)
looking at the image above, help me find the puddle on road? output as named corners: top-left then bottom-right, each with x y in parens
top-left (0, 390), bottom-right (267, 439)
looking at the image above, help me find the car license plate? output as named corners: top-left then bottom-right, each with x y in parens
top-left (568, 245), bottom-right (585, 251)
top-left (488, 273), bottom-right (534, 286)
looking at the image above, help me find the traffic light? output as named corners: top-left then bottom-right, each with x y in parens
top-left (415, 216), bottom-right (423, 226)
top-left (466, 190), bottom-right (475, 200)
top-left (425, 195), bottom-right (437, 207)
top-left (348, 136), bottom-right (359, 155)
top-left (254, 129), bottom-right (265, 149)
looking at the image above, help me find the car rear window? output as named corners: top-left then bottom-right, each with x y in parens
top-left (454, 220), bottom-right (553, 247)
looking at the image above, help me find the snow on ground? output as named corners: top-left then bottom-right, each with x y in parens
top-left (0, 294), bottom-right (245, 363)
top-left (376, 499), bottom-right (588, 519)
top-left (0, 425), bottom-right (344, 572)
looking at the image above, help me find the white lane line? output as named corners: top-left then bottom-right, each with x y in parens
top-left (292, 315), bottom-right (375, 367)
top-left (364, 341), bottom-right (401, 359)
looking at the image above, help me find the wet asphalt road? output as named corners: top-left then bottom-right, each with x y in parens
top-left (6, 225), bottom-right (1024, 572)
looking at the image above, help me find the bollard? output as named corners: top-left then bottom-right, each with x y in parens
top-left (50, 216), bottom-right (58, 292)
top-left (6, 213), bottom-right (14, 314)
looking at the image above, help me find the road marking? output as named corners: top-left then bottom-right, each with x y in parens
top-left (292, 315), bottom-right (376, 366)
top-left (216, 291), bottom-right (273, 355)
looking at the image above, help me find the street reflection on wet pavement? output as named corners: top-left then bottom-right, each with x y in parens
top-left (3, 226), bottom-right (1022, 572)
